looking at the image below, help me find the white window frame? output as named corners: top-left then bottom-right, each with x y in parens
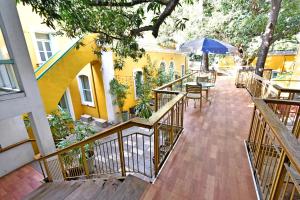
top-left (32, 32), bottom-right (54, 65)
top-left (133, 69), bottom-right (143, 100)
top-left (169, 60), bottom-right (175, 71)
top-left (77, 74), bottom-right (95, 107)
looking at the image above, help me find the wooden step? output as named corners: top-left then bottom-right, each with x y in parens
top-left (64, 179), bottom-right (105, 200)
top-left (92, 178), bottom-right (123, 200)
top-left (108, 175), bottom-right (149, 200)
top-left (24, 182), bottom-right (82, 200)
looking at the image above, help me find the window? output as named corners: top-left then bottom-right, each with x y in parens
top-left (159, 61), bottom-right (166, 72)
top-left (35, 33), bottom-right (53, 63)
top-left (181, 64), bottom-right (185, 76)
top-left (169, 61), bottom-right (175, 80)
top-left (0, 26), bottom-right (19, 93)
top-left (133, 70), bottom-right (143, 99)
top-left (78, 75), bottom-right (94, 106)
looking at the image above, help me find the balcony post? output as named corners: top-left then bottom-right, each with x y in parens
top-left (117, 131), bottom-right (126, 177)
top-left (81, 145), bottom-right (90, 177)
top-left (155, 91), bottom-right (158, 112)
top-left (154, 124), bottom-right (159, 176)
top-left (170, 108), bottom-right (174, 144)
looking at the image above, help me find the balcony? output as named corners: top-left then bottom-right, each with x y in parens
top-left (1, 73), bottom-right (299, 200)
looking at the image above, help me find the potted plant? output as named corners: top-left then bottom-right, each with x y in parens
top-left (47, 110), bottom-right (74, 144)
top-left (57, 121), bottom-right (96, 177)
top-left (109, 78), bottom-right (129, 122)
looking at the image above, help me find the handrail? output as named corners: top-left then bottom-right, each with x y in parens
top-left (253, 98), bottom-right (300, 173)
top-left (264, 98), bottom-right (300, 106)
top-left (39, 92), bottom-right (185, 160)
top-left (0, 138), bottom-right (35, 153)
top-left (154, 72), bottom-right (197, 91)
top-left (248, 73), bottom-right (300, 96)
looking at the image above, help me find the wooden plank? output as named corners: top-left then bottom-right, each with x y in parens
top-left (64, 179), bottom-right (105, 200)
top-left (109, 175), bottom-right (149, 200)
top-left (92, 178), bottom-right (122, 200)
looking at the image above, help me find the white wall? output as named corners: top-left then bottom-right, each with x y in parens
top-left (0, 117), bottom-right (35, 176)
top-left (101, 51), bottom-right (117, 122)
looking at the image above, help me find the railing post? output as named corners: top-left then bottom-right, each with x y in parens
top-left (269, 152), bottom-right (287, 199)
top-left (58, 154), bottom-right (67, 180)
top-left (248, 105), bottom-right (257, 141)
top-left (170, 108), bottom-right (174, 144)
top-left (117, 131), bottom-right (126, 177)
top-left (42, 159), bottom-right (53, 182)
top-left (155, 91), bottom-right (158, 112)
top-left (180, 98), bottom-right (184, 127)
top-left (80, 145), bottom-right (90, 177)
top-left (154, 124), bottom-right (160, 176)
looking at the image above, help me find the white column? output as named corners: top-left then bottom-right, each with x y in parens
top-left (0, 0), bottom-right (55, 155)
top-left (101, 51), bottom-right (117, 122)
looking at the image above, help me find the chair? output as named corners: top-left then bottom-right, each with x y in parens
top-left (185, 84), bottom-right (202, 109)
top-left (196, 76), bottom-right (209, 99)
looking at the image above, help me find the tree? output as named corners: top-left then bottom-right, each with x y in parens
top-left (19, 0), bottom-right (192, 67)
top-left (158, 0), bottom-right (300, 66)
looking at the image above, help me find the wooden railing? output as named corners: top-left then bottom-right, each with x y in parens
top-left (246, 73), bottom-right (300, 100)
top-left (38, 75), bottom-right (190, 182)
top-left (153, 72), bottom-right (196, 111)
top-left (246, 99), bottom-right (300, 199)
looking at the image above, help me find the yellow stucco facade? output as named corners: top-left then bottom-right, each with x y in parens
top-left (115, 51), bottom-right (187, 111)
top-left (16, 4), bottom-right (187, 121)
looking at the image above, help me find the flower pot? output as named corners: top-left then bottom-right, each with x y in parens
top-left (121, 111), bottom-right (129, 122)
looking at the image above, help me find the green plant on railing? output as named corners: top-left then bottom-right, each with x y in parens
top-left (135, 93), bottom-right (153, 119)
top-left (57, 121), bottom-right (96, 174)
top-left (109, 78), bottom-right (129, 112)
top-left (48, 110), bottom-right (75, 141)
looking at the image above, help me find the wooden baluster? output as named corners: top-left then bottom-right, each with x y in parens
top-left (58, 154), bottom-right (67, 180)
top-left (117, 131), bottom-right (126, 177)
top-left (269, 152), bottom-right (287, 200)
top-left (170, 108), bottom-right (174, 144)
top-left (42, 159), bottom-right (53, 182)
top-left (154, 124), bottom-right (160, 176)
top-left (155, 91), bottom-right (158, 112)
top-left (181, 98), bottom-right (184, 127)
top-left (81, 145), bottom-right (90, 177)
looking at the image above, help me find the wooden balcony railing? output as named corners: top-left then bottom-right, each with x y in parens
top-left (37, 74), bottom-right (198, 182)
top-left (246, 98), bottom-right (300, 199)
top-left (246, 73), bottom-right (300, 100)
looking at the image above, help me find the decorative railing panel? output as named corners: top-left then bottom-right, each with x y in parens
top-left (246, 99), bottom-right (300, 199)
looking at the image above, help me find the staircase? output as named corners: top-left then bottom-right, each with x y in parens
top-left (24, 175), bottom-right (149, 200)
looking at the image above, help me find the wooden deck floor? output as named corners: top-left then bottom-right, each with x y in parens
top-left (141, 76), bottom-right (257, 200)
top-left (0, 164), bottom-right (43, 200)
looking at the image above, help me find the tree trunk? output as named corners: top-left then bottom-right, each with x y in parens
top-left (255, 0), bottom-right (282, 76)
top-left (202, 52), bottom-right (209, 71)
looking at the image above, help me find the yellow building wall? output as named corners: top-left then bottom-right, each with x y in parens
top-left (251, 54), bottom-right (296, 71)
top-left (114, 51), bottom-right (187, 111)
top-left (17, 4), bottom-right (73, 69)
top-left (218, 56), bottom-right (236, 69)
top-left (68, 62), bottom-right (108, 120)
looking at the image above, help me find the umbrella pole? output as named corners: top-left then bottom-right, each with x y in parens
top-left (202, 52), bottom-right (209, 72)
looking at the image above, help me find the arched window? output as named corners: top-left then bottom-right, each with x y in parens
top-left (133, 70), bottom-right (143, 99)
top-left (159, 61), bottom-right (166, 72)
top-left (169, 61), bottom-right (175, 80)
top-left (78, 75), bottom-right (94, 106)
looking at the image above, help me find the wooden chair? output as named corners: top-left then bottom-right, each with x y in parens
top-left (196, 76), bottom-right (209, 99)
top-left (185, 84), bottom-right (202, 109)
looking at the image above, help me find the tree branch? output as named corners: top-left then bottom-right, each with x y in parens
top-left (151, 0), bottom-right (179, 37)
top-left (90, 0), bottom-right (168, 7)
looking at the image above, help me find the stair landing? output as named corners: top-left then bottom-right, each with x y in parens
top-left (24, 175), bottom-right (148, 200)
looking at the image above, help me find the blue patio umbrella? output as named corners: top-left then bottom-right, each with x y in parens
top-left (179, 37), bottom-right (237, 54)
top-left (179, 38), bottom-right (237, 71)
